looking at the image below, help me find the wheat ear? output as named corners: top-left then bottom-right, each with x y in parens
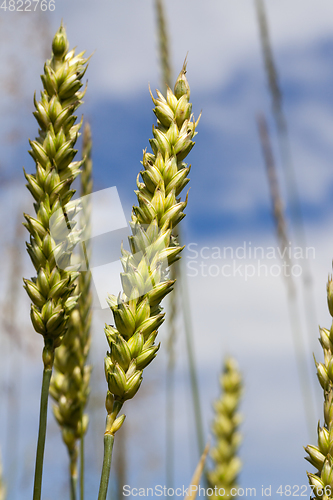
top-left (98, 60), bottom-right (199, 500)
top-left (0, 450), bottom-right (5, 500)
top-left (78, 122), bottom-right (93, 500)
top-left (23, 23), bottom-right (88, 500)
top-left (49, 122), bottom-right (93, 500)
top-left (207, 357), bottom-right (243, 499)
top-left (304, 276), bottom-right (333, 499)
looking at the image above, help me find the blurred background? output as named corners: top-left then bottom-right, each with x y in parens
top-left (1, 0), bottom-right (333, 498)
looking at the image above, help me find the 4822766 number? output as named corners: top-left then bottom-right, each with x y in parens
top-left (1, 0), bottom-right (55, 11)
top-left (276, 484), bottom-right (332, 496)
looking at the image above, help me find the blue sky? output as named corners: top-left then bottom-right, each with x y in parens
top-left (2, 1), bottom-right (333, 498)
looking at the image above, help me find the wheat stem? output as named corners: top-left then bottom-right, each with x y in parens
top-left (33, 363), bottom-right (52, 500)
top-left (254, 0), bottom-right (319, 404)
top-left (180, 256), bottom-right (205, 458)
top-left (166, 358), bottom-right (175, 488)
top-left (80, 421), bottom-right (84, 500)
top-left (70, 473), bottom-right (77, 500)
top-left (257, 114), bottom-right (316, 437)
top-left (114, 425), bottom-right (126, 500)
top-left (98, 434), bottom-right (115, 500)
top-left (69, 449), bottom-right (78, 500)
top-left (185, 444), bottom-right (210, 500)
top-left (154, 0), bottom-right (172, 92)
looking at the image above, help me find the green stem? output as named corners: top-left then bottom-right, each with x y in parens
top-left (166, 361), bottom-right (174, 489)
top-left (33, 366), bottom-right (52, 500)
top-left (80, 426), bottom-right (84, 500)
top-left (98, 434), bottom-right (114, 500)
top-left (180, 254), bottom-right (205, 457)
top-left (70, 471), bottom-right (77, 500)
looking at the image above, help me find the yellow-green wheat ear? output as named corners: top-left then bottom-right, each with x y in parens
top-left (23, 23), bottom-right (89, 500)
top-left (207, 357), bottom-right (243, 499)
top-left (49, 122), bottom-right (93, 500)
top-left (305, 276), bottom-right (333, 499)
top-left (23, 21), bottom-right (89, 363)
top-left (98, 62), bottom-right (199, 500)
top-left (0, 450), bottom-right (6, 500)
top-left (103, 59), bottom-right (199, 433)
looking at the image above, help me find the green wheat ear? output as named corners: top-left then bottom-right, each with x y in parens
top-left (98, 61), bottom-right (200, 500)
top-left (23, 23), bottom-right (89, 500)
top-left (0, 450), bottom-right (6, 500)
top-left (103, 60), bottom-right (200, 434)
top-left (207, 357), bottom-right (243, 499)
top-left (23, 22), bottom-right (89, 365)
top-left (305, 277), bottom-right (333, 499)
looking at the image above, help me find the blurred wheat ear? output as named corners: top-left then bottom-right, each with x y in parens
top-left (0, 450), bottom-right (6, 500)
top-left (207, 356), bottom-right (243, 499)
top-left (49, 122), bottom-right (93, 500)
